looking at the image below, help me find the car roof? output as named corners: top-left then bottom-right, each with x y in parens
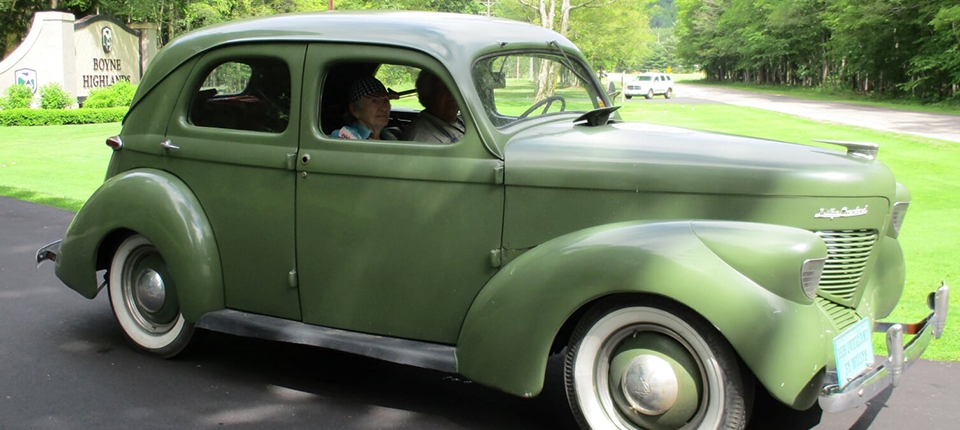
top-left (133, 11), bottom-right (579, 108)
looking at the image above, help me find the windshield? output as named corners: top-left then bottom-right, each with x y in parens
top-left (472, 52), bottom-right (605, 128)
top-left (636, 76), bottom-right (653, 81)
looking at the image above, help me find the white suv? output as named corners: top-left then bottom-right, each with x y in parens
top-left (624, 72), bottom-right (674, 99)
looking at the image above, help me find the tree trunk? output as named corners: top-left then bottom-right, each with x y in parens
top-left (821, 59), bottom-right (829, 88)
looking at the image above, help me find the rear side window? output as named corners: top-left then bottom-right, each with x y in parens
top-left (190, 58), bottom-right (291, 133)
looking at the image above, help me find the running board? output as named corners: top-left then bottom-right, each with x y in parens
top-left (195, 309), bottom-right (458, 373)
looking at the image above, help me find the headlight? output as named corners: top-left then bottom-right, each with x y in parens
top-left (890, 202), bottom-right (909, 237)
top-left (801, 257), bottom-right (827, 299)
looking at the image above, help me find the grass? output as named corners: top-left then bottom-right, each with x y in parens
top-left (0, 123), bottom-right (118, 212)
top-left (1, 92), bottom-right (957, 361)
top-left (616, 102), bottom-right (959, 361)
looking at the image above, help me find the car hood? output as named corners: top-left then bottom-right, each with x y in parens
top-left (503, 121), bottom-right (895, 198)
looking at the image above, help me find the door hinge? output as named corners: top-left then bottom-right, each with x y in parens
top-left (494, 163), bottom-right (504, 185)
top-left (490, 249), bottom-right (502, 268)
top-left (286, 153), bottom-right (298, 170)
top-left (287, 270), bottom-right (298, 288)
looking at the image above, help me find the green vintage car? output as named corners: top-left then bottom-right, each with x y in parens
top-left (37, 11), bottom-right (949, 430)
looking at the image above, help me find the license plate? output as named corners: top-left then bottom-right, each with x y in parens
top-left (833, 317), bottom-right (874, 388)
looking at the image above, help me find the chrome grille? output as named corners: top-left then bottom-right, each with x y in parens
top-left (815, 230), bottom-right (878, 301)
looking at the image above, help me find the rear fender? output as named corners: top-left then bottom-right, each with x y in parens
top-left (457, 220), bottom-right (829, 408)
top-left (55, 169), bottom-right (223, 321)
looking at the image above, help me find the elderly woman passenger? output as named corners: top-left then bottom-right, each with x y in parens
top-left (331, 75), bottom-right (399, 140)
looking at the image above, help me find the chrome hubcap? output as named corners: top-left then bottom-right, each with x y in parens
top-left (134, 269), bottom-right (166, 313)
top-left (120, 244), bottom-right (178, 334)
top-left (621, 354), bottom-right (679, 415)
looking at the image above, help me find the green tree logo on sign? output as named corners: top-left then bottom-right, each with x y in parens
top-left (15, 69), bottom-right (37, 94)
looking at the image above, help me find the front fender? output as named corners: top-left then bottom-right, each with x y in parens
top-left (457, 220), bottom-right (829, 409)
top-left (54, 168), bottom-right (223, 321)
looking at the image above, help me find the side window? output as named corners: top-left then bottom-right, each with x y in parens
top-left (190, 58), bottom-right (291, 133)
top-left (320, 61), bottom-right (466, 144)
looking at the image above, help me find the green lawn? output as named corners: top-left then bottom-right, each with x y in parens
top-left (0, 123), bottom-right (118, 212)
top-left (1, 98), bottom-right (956, 360)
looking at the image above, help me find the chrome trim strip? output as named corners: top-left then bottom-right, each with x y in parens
top-left (196, 309), bottom-right (458, 374)
top-left (819, 283), bottom-right (949, 412)
top-left (35, 240), bottom-right (62, 268)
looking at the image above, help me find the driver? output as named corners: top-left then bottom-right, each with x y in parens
top-left (403, 71), bottom-right (464, 144)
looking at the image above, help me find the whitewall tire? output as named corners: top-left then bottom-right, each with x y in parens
top-left (108, 234), bottom-right (194, 358)
top-left (564, 298), bottom-right (751, 430)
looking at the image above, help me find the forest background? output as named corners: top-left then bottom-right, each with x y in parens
top-left (1, 0), bottom-right (958, 104)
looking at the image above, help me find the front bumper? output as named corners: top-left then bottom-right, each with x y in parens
top-left (819, 283), bottom-right (949, 412)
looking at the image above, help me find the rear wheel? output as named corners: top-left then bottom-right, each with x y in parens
top-left (564, 298), bottom-right (751, 430)
top-left (664, 88), bottom-right (673, 99)
top-left (108, 234), bottom-right (194, 358)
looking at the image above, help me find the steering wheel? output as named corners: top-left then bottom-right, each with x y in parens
top-left (518, 95), bottom-right (566, 119)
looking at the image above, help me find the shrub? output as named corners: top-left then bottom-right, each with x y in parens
top-left (82, 81), bottom-right (137, 108)
top-left (39, 83), bottom-right (75, 109)
top-left (2, 84), bottom-right (35, 109)
top-left (0, 107), bottom-right (126, 126)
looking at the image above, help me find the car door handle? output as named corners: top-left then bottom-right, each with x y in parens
top-left (160, 140), bottom-right (180, 151)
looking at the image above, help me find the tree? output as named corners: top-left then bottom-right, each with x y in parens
top-left (497, 0), bottom-right (650, 99)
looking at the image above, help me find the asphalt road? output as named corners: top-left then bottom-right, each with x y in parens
top-left (2, 195), bottom-right (959, 429)
top-left (623, 83), bottom-right (960, 144)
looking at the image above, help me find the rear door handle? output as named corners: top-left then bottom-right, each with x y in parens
top-left (160, 140), bottom-right (180, 151)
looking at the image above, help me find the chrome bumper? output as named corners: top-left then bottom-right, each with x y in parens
top-left (819, 283), bottom-right (949, 412)
top-left (36, 240), bottom-right (62, 268)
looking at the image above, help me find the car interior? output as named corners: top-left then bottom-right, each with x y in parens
top-left (190, 58), bottom-right (292, 134)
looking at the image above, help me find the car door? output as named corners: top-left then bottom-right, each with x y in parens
top-left (163, 43), bottom-right (305, 320)
top-left (295, 43), bottom-right (504, 344)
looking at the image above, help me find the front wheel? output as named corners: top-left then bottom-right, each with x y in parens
top-left (564, 298), bottom-right (752, 430)
top-left (645, 89), bottom-right (654, 100)
top-left (108, 234), bottom-right (195, 358)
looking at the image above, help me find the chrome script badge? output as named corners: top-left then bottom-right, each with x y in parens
top-left (815, 205), bottom-right (869, 220)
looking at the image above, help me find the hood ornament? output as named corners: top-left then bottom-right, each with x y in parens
top-left (813, 139), bottom-right (879, 160)
top-left (815, 205), bottom-right (869, 220)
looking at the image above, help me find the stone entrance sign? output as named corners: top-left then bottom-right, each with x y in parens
top-left (0, 12), bottom-right (157, 106)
